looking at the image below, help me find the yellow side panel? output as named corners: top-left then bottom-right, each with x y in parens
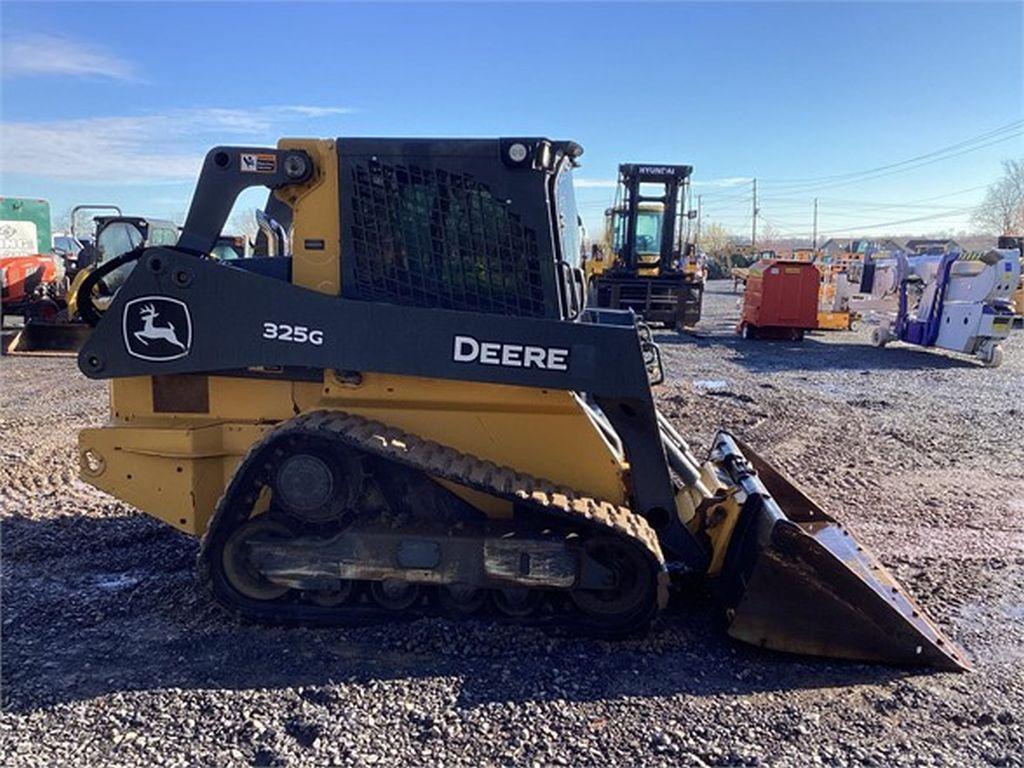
top-left (293, 373), bottom-right (627, 504)
top-left (79, 422), bottom-right (270, 534)
top-left (88, 373), bottom-right (628, 536)
top-left (110, 376), bottom-right (297, 424)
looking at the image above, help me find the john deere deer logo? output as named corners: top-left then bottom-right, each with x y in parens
top-left (123, 296), bottom-right (192, 361)
top-left (135, 303), bottom-right (186, 350)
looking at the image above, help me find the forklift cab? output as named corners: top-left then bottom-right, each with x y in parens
top-left (590, 163), bottom-right (704, 328)
top-left (606, 164), bottom-right (692, 277)
top-left (607, 202), bottom-right (666, 275)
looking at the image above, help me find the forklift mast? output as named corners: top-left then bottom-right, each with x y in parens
top-left (617, 164), bottom-right (693, 273)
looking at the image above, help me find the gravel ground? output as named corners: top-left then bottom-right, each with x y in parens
top-left (2, 280), bottom-right (1022, 767)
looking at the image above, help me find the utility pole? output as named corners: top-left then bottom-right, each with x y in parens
top-left (751, 178), bottom-right (758, 250)
top-left (812, 197), bottom-right (818, 252)
top-left (682, 182), bottom-right (691, 249)
top-left (696, 194), bottom-right (702, 250)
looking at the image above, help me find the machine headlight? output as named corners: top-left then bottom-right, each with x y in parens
top-left (507, 143), bottom-right (529, 163)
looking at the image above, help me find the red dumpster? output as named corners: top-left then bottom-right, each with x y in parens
top-left (738, 259), bottom-right (820, 340)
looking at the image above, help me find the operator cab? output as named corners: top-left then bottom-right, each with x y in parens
top-left (94, 217), bottom-right (179, 292)
top-left (607, 202), bottom-right (666, 275)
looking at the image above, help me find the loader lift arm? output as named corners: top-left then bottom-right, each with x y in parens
top-left (176, 147), bottom-right (314, 256)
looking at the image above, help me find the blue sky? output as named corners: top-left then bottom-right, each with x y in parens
top-left (2, 1), bottom-right (1022, 240)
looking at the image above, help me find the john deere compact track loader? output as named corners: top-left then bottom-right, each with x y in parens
top-left (74, 137), bottom-right (966, 669)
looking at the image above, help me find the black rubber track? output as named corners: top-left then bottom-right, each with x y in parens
top-left (197, 410), bottom-right (670, 637)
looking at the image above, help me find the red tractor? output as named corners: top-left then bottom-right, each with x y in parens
top-left (0, 253), bottom-right (63, 322)
top-left (0, 197), bottom-right (64, 328)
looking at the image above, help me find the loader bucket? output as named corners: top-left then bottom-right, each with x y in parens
top-left (5, 322), bottom-right (92, 355)
top-left (713, 433), bottom-right (969, 671)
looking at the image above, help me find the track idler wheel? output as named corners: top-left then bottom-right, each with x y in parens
top-left (570, 536), bottom-right (656, 630)
top-left (221, 517), bottom-right (293, 601)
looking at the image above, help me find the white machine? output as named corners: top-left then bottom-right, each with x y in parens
top-left (850, 249), bottom-right (1020, 367)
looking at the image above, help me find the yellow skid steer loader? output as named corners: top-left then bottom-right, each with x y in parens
top-left (74, 138), bottom-right (966, 669)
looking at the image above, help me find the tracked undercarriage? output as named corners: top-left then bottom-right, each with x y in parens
top-left (201, 411), bottom-right (667, 635)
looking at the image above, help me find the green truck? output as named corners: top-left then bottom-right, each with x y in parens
top-left (1, 198), bottom-right (61, 332)
top-left (0, 197), bottom-right (52, 257)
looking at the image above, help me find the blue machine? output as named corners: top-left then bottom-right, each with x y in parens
top-left (853, 248), bottom-right (1020, 367)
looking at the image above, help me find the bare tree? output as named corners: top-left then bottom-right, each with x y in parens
top-left (51, 211), bottom-right (70, 234)
top-left (698, 221), bottom-right (733, 258)
top-left (973, 159), bottom-right (1024, 234)
top-left (758, 221), bottom-right (787, 254)
top-left (699, 222), bottom-right (740, 278)
top-left (228, 209), bottom-right (260, 244)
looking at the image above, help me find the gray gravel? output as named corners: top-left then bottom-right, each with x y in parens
top-left (2, 280), bottom-right (1022, 767)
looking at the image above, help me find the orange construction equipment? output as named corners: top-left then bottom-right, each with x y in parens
top-left (738, 259), bottom-right (819, 340)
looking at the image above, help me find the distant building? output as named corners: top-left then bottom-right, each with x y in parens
top-left (819, 238), bottom-right (903, 259)
top-left (903, 238), bottom-right (963, 254)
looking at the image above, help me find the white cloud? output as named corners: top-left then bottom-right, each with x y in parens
top-left (573, 178), bottom-right (617, 189)
top-left (2, 34), bottom-right (140, 81)
top-left (278, 106), bottom-right (359, 118)
top-left (693, 177), bottom-right (752, 188)
top-left (0, 106), bottom-right (358, 183)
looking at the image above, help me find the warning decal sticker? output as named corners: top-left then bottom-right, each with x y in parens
top-left (240, 153), bottom-right (277, 173)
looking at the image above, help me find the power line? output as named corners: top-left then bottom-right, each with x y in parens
top-left (803, 207), bottom-right (969, 220)
top-left (579, 124), bottom-right (1013, 225)
top-left (759, 197), bottom-right (972, 211)
top-left (761, 120), bottom-right (1023, 186)
top-left (816, 206), bottom-right (975, 236)
top-left (760, 131), bottom-right (1022, 196)
top-left (695, 190), bottom-right (752, 205)
top-left (697, 185), bottom-right (753, 199)
top-left (759, 183), bottom-right (989, 208)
